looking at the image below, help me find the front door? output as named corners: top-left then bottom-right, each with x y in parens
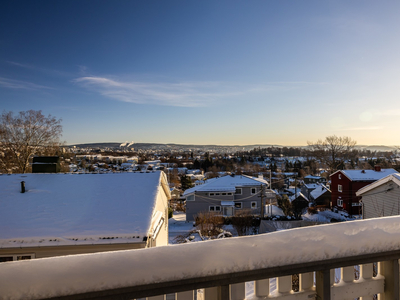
top-left (223, 206), bottom-right (233, 216)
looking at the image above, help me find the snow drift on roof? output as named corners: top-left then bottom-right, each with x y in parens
top-left (0, 172), bottom-right (166, 247)
top-left (333, 169), bottom-right (398, 181)
top-left (183, 174), bottom-right (268, 196)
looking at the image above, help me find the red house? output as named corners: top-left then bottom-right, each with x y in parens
top-left (330, 166), bottom-right (398, 216)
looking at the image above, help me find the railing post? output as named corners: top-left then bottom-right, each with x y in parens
top-left (316, 269), bottom-right (332, 300)
top-left (360, 263), bottom-right (373, 280)
top-left (147, 295), bottom-right (166, 300)
top-left (203, 286), bottom-right (230, 300)
top-left (277, 275), bottom-right (292, 294)
top-left (341, 266), bottom-right (354, 283)
top-left (220, 285), bottom-right (230, 300)
top-left (360, 263), bottom-right (374, 300)
top-left (300, 272), bottom-right (314, 291)
top-left (176, 290), bottom-right (195, 300)
top-left (230, 283), bottom-right (245, 300)
top-left (204, 287), bottom-right (219, 300)
top-left (255, 279), bottom-right (269, 297)
top-left (378, 260), bottom-right (399, 300)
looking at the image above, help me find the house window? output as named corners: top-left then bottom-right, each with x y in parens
top-left (0, 254), bottom-right (34, 263)
top-left (338, 174), bottom-right (341, 179)
top-left (338, 185), bottom-right (342, 192)
top-left (186, 195), bottom-right (195, 201)
top-left (338, 199), bottom-right (343, 207)
top-left (209, 193), bottom-right (215, 196)
top-left (235, 188), bottom-right (242, 195)
top-left (251, 201), bottom-right (257, 209)
top-left (227, 193), bottom-right (233, 196)
top-left (234, 202), bottom-right (242, 209)
top-left (222, 193), bottom-right (227, 196)
top-left (215, 193), bottom-right (220, 196)
top-left (209, 206), bottom-right (221, 212)
top-left (251, 188), bottom-right (257, 194)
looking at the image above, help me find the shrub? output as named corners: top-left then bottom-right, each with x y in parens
top-left (195, 211), bottom-right (224, 238)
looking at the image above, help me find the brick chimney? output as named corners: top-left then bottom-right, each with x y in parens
top-left (374, 165), bottom-right (382, 172)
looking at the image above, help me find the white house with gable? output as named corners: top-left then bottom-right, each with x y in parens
top-left (0, 171), bottom-right (170, 262)
top-left (357, 173), bottom-right (400, 219)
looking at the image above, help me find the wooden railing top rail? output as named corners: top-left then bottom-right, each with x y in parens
top-left (2, 216), bottom-right (400, 300)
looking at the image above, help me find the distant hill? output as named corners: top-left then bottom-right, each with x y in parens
top-left (68, 142), bottom-right (398, 152)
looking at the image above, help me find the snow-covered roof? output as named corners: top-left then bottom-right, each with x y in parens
top-left (183, 175), bottom-right (269, 196)
top-left (289, 192), bottom-right (308, 202)
top-left (303, 183), bottom-right (319, 189)
top-left (356, 173), bottom-right (400, 196)
top-left (304, 175), bottom-right (323, 179)
top-left (310, 185), bottom-right (331, 200)
top-left (0, 172), bottom-right (170, 248)
top-left (331, 168), bottom-right (398, 181)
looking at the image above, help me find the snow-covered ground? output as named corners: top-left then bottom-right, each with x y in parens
top-left (168, 212), bottom-right (195, 244)
top-left (302, 210), bottom-right (357, 222)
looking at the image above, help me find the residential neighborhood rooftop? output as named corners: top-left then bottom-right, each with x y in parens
top-left (356, 173), bottom-right (400, 196)
top-left (183, 174), bottom-right (269, 195)
top-left (332, 168), bottom-right (398, 181)
top-left (0, 172), bottom-right (168, 248)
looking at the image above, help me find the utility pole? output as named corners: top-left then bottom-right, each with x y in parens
top-left (259, 184), bottom-right (265, 219)
top-left (269, 170), bottom-right (272, 216)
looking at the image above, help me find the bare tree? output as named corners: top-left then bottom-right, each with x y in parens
top-left (0, 110), bottom-right (62, 173)
top-left (308, 135), bottom-right (357, 174)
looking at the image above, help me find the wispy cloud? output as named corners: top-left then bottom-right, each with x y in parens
top-left (73, 76), bottom-right (249, 107)
top-left (0, 77), bottom-right (53, 90)
top-left (341, 126), bottom-right (383, 131)
top-left (6, 61), bottom-right (35, 69)
top-left (6, 60), bottom-right (72, 77)
top-left (73, 76), bottom-right (327, 107)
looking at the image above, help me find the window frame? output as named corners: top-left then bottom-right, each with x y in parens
top-left (209, 206), bottom-right (221, 212)
top-left (338, 185), bottom-right (342, 192)
top-left (338, 199), bottom-right (343, 207)
top-left (251, 201), bottom-right (257, 209)
top-left (0, 254), bottom-right (35, 263)
top-left (234, 202), bottom-right (243, 209)
top-left (251, 188), bottom-right (257, 195)
top-left (186, 194), bottom-right (195, 201)
top-left (235, 188), bottom-right (242, 195)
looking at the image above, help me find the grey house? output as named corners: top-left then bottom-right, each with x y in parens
top-left (184, 174), bottom-right (270, 221)
top-left (356, 173), bottom-right (400, 219)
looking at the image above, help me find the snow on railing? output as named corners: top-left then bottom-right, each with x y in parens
top-left (2, 216), bottom-right (400, 300)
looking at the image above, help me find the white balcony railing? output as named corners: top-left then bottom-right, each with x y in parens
top-left (1, 216), bottom-right (400, 300)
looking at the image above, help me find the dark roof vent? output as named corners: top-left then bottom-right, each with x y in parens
top-left (21, 181), bottom-right (25, 193)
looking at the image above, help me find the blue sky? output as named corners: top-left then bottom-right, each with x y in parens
top-left (1, 1), bottom-right (400, 146)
